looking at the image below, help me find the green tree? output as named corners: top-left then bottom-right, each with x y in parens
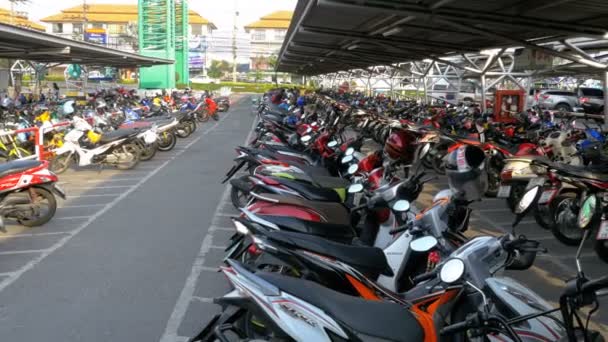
top-left (268, 54), bottom-right (278, 70)
top-left (207, 60), bottom-right (233, 79)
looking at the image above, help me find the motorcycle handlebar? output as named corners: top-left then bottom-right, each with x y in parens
top-left (440, 320), bottom-right (470, 335)
top-left (411, 269), bottom-right (437, 284)
top-left (582, 275), bottom-right (608, 295)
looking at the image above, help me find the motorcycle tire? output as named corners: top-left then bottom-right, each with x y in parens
top-left (431, 147), bottom-right (447, 175)
top-left (157, 132), bottom-right (177, 151)
top-left (594, 239), bottom-right (608, 263)
top-left (421, 154), bottom-right (433, 170)
top-left (231, 175), bottom-right (253, 209)
top-left (115, 143), bottom-right (140, 170)
top-left (551, 193), bottom-right (584, 246)
top-left (506, 184), bottom-right (526, 213)
top-left (140, 142), bottom-right (157, 161)
top-left (197, 111), bottom-right (210, 123)
top-left (49, 153), bottom-right (73, 174)
top-left (188, 119), bottom-right (197, 133)
top-left (176, 123), bottom-right (192, 138)
top-left (485, 164), bottom-right (500, 198)
top-left (212, 113), bottom-right (220, 121)
top-left (18, 187), bottom-right (57, 227)
top-left (533, 205), bottom-right (554, 230)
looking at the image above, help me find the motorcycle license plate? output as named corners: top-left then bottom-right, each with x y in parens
top-left (538, 188), bottom-right (557, 204)
top-left (497, 185), bottom-right (511, 198)
top-left (597, 221), bottom-right (608, 240)
top-left (527, 177), bottom-right (545, 188)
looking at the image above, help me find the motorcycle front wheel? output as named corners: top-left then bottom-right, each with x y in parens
top-left (115, 143), bottom-right (140, 170)
top-left (18, 187), bottom-right (57, 227)
top-left (140, 142), bottom-right (157, 161)
top-left (49, 153), bottom-right (73, 174)
top-left (176, 123), bottom-right (192, 138)
top-left (552, 194), bottom-right (583, 245)
top-left (157, 131), bottom-right (177, 151)
top-left (594, 239), bottom-right (608, 263)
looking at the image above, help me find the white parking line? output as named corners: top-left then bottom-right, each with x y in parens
top-left (85, 178), bottom-right (142, 183)
top-left (0, 231), bottom-right (72, 239)
top-left (0, 110), bottom-right (233, 294)
top-left (66, 185), bottom-right (133, 190)
top-left (54, 216), bottom-right (91, 220)
top-left (68, 193), bottom-right (124, 198)
top-left (0, 249), bottom-right (47, 256)
top-left (60, 204), bottom-right (107, 209)
top-left (160, 107), bottom-right (254, 342)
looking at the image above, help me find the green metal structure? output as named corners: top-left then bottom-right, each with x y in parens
top-left (138, 0), bottom-right (188, 89)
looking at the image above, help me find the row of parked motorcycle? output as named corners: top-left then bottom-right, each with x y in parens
top-left (188, 92), bottom-right (607, 341)
top-left (0, 88), bottom-right (228, 233)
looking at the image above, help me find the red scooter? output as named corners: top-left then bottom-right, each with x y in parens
top-left (0, 159), bottom-right (65, 231)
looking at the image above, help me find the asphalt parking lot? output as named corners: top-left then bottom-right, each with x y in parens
top-left (0, 95), bottom-right (605, 340)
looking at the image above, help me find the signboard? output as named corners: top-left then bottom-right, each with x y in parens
top-left (85, 28), bottom-right (107, 45)
top-left (189, 52), bottom-right (204, 69)
top-left (513, 48), bottom-right (553, 71)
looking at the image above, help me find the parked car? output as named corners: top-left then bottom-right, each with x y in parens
top-left (536, 89), bottom-right (580, 112)
top-left (190, 75), bottom-right (219, 84)
top-left (578, 87), bottom-right (604, 114)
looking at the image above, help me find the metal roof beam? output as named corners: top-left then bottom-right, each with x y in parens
top-left (298, 26), bottom-right (473, 53)
top-left (435, 18), bottom-right (608, 69)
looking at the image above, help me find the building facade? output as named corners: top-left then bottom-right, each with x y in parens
top-left (244, 11), bottom-right (292, 70)
top-left (41, 4), bottom-right (215, 54)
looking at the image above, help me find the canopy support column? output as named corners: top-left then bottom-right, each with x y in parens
top-left (480, 74), bottom-right (487, 112)
top-left (604, 71), bottom-right (608, 124)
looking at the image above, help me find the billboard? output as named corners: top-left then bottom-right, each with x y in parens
top-left (85, 28), bottom-right (107, 45)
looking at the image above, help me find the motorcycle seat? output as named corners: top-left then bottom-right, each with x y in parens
top-left (261, 215), bottom-right (355, 244)
top-left (254, 193), bottom-right (350, 225)
top-left (257, 272), bottom-right (424, 342)
top-left (0, 159), bottom-right (42, 178)
top-left (269, 177), bottom-right (342, 202)
top-left (100, 128), bottom-right (140, 144)
top-left (268, 230), bottom-right (393, 277)
top-left (551, 163), bottom-right (608, 182)
top-left (312, 175), bottom-right (351, 189)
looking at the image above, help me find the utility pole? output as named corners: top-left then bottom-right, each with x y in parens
top-left (232, 0), bottom-right (238, 82)
top-left (83, 0), bottom-right (88, 41)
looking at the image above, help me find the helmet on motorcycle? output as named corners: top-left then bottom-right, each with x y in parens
top-left (445, 145), bottom-right (487, 201)
top-left (1, 97), bottom-right (13, 108)
top-left (63, 100), bottom-right (75, 115)
top-left (383, 129), bottom-right (418, 163)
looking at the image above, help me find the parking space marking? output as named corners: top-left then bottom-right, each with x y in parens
top-left (209, 226), bottom-right (234, 232)
top-left (0, 231), bottom-right (72, 239)
top-left (65, 185), bottom-right (133, 190)
top-left (0, 249), bottom-right (47, 256)
top-left (60, 204), bottom-right (107, 209)
top-left (192, 296), bottom-right (214, 303)
top-left (85, 178), bottom-right (142, 183)
top-left (54, 216), bottom-right (92, 220)
top-left (160, 111), bottom-right (256, 342)
top-left (0, 109), bottom-right (234, 294)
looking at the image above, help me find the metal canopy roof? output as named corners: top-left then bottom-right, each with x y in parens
top-left (278, 0), bottom-right (608, 75)
top-left (0, 23), bottom-right (173, 67)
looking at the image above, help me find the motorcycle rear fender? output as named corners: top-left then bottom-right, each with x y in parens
top-left (37, 183), bottom-right (66, 200)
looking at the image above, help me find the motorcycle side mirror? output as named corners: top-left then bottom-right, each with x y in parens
top-left (341, 155), bottom-right (353, 164)
top-left (327, 140), bottom-right (338, 148)
top-left (392, 199), bottom-right (410, 212)
top-left (345, 147), bottom-right (355, 156)
top-left (439, 258), bottom-right (465, 284)
top-left (410, 236), bottom-right (438, 252)
top-left (512, 185), bottom-right (541, 228)
top-left (301, 135), bottom-right (312, 143)
top-left (347, 164), bottom-right (359, 175)
top-left (577, 195), bottom-right (597, 229)
top-left (348, 183), bottom-right (364, 193)
top-left (305, 127), bottom-right (312, 134)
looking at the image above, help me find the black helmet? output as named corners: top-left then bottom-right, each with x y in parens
top-left (445, 145), bottom-right (487, 201)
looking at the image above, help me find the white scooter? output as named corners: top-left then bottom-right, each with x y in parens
top-left (50, 116), bottom-right (143, 173)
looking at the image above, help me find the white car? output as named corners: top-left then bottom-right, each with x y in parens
top-left (190, 75), bottom-right (219, 84)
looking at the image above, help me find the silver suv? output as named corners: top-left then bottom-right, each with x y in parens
top-left (536, 89), bottom-right (579, 112)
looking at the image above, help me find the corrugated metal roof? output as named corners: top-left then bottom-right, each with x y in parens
top-left (278, 0), bottom-right (608, 75)
top-left (0, 22), bottom-right (173, 67)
